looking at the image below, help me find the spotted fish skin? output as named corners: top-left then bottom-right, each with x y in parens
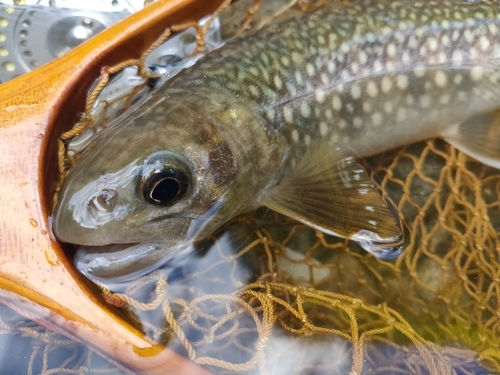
top-left (54, 0), bottom-right (500, 278)
top-left (175, 0), bottom-right (500, 162)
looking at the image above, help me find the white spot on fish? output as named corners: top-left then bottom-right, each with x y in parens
top-left (453, 73), bottom-right (463, 85)
top-left (281, 56), bottom-right (290, 66)
top-left (451, 50), bottom-right (463, 65)
top-left (340, 42), bottom-right (350, 53)
top-left (441, 34), bottom-right (450, 47)
top-left (306, 63), bottom-right (315, 77)
top-left (373, 59), bottom-right (383, 72)
top-left (320, 73), bottom-right (329, 85)
top-left (366, 206), bottom-right (375, 212)
top-left (285, 82), bottom-right (297, 96)
top-left (304, 134), bottom-right (311, 146)
top-left (419, 45), bottom-right (427, 57)
top-left (358, 50), bottom-right (368, 65)
top-left (471, 66), bottom-right (483, 81)
top-left (332, 96), bottom-right (342, 111)
top-left (274, 75), bottom-right (283, 90)
top-left (489, 23), bottom-right (498, 35)
top-left (427, 37), bottom-right (438, 52)
top-left (464, 29), bottom-right (474, 43)
top-left (396, 75), bottom-right (409, 90)
top-left (402, 51), bottom-right (411, 65)
top-left (437, 52), bottom-right (447, 64)
top-left (315, 89), bottom-right (326, 103)
top-left (283, 106), bottom-right (294, 123)
top-left (369, 220), bottom-right (377, 226)
top-left (338, 119), bottom-right (347, 129)
top-left (381, 76), bottom-right (392, 93)
top-left (292, 129), bottom-right (299, 143)
top-left (414, 66), bottom-right (426, 77)
top-left (325, 109), bottom-right (333, 120)
top-left (367, 81), bottom-right (378, 97)
top-left (351, 84), bottom-right (361, 99)
top-left (408, 36), bottom-right (418, 49)
top-left (301, 102), bottom-right (311, 118)
top-left (295, 70), bottom-right (303, 85)
top-left (435, 71), bottom-right (447, 87)
top-left (249, 67), bottom-right (259, 76)
top-left (327, 60), bottom-right (335, 73)
top-left (386, 43), bottom-right (397, 58)
top-left (249, 85), bottom-right (259, 97)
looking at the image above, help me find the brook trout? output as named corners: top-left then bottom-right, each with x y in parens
top-left (54, 0), bottom-right (500, 279)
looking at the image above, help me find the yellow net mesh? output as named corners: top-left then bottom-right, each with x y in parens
top-left (4, 0), bottom-right (500, 374)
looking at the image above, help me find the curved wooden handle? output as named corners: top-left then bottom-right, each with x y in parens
top-left (0, 0), bottom-right (223, 373)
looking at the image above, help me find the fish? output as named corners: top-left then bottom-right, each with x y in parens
top-left (53, 0), bottom-right (500, 279)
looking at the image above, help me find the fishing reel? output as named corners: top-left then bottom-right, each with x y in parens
top-left (0, 0), bottom-right (222, 83)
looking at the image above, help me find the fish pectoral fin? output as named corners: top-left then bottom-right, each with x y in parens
top-left (263, 142), bottom-right (404, 259)
top-left (444, 110), bottom-right (500, 170)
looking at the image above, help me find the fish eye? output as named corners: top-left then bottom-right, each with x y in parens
top-left (142, 167), bottom-right (190, 206)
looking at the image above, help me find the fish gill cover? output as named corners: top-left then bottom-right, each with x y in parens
top-left (4, 0), bottom-right (500, 374)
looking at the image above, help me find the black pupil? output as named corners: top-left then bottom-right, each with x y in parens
top-left (151, 177), bottom-right (180, 203)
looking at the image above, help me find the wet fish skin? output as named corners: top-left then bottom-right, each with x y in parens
top-left (182, 0), bottom-right (500, 162)
top-left (54, 0), bottom-right (500, 278)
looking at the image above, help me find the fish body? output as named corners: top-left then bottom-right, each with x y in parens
top-left (54, 0), bottom-right (500, 279)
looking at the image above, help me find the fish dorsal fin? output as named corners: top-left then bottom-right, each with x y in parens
top-left (263, 142), bottom-right (404, 259)
top-left (444, 111), bottom-right (500, 170)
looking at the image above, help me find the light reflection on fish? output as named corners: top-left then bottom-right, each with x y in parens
top-left (54, 0), bottom-right (500, 279)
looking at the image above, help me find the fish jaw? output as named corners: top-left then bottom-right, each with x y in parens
top-left (74, 242), bottom-right (194, 281)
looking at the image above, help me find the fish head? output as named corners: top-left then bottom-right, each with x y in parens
top-left (53, 95), bottom-right (268, 276)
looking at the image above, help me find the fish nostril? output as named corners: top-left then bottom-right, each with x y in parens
top-left (94, 188), bottom-right (118, 212)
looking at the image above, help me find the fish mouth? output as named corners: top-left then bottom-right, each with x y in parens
top-left (74, 242), bottom-right (192, 282)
